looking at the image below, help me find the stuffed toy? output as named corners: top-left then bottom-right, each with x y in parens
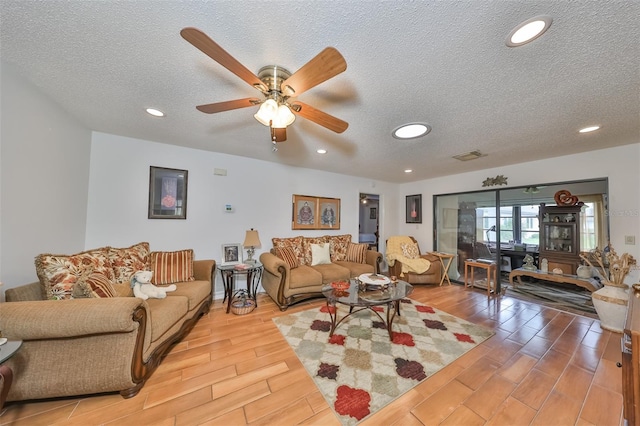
top-left (130, 270), bottom-right (177, 300)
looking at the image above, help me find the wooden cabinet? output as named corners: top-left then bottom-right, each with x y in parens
top-left (538, 203), bottom-right (581, 275)
top-left (623, 291), bottom-right (640, 424)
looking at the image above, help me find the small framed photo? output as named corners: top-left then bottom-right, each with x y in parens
top-left (369, 207), bottom-right (377, 220)
top-left (221, 243), bottom-right (243, 265)
top-left (148, 166), bottom-right (188, 219)
top-left (406, 194), bottom-right (422, 223)
top-left (319, 197), bottom-right (341, 229)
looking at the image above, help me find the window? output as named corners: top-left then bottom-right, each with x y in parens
top-left (520, 205), bottom-right (539, 246)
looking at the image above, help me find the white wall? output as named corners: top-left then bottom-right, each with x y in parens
top-left (85, 132), bottom-right (398, 295)
top-left (0, 61), bottom-right (92, 296)
top-left (398, 144), bottom-right (640, 282)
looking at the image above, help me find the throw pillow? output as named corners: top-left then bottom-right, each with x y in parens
top-left (302, 236), bottom-right (329, 265)
top-left (310, 243), bottom-right (331, 266)
top-left (35, 247), bottom-right (115, 300)
top-left (328, 234), bottom-right (351, 261)
top-left (346, 242), bottom-right (368, 264)
top-left (274, 247), bottom-right (299, 269)
top-left (401, 243), bottom-right (420, 259)
top-left (107, 242), bottom-right (150, 285)
top-left (72, 270), bottom-right (117, 298)
top-left (272, 236), bottom-right (305, 265)
top-left (150, 249), bottom-right (195, 285)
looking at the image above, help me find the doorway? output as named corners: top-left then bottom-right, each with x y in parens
top-left (359, 193), bottom-right (379, 251)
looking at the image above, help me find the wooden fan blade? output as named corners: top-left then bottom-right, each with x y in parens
top-left (181, 27), bottom-right (267, 92)
top-left (290, 102), bottom-right (348, 133)
top-left (280, 47), bottom-right (346, 97)
top-left (271, 126), bottom-right (287, 142)
top-left (196, 98), bottom-right (260, 114)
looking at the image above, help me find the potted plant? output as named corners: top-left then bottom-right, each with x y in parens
top-left (581, 244), bottom-right (637, 332)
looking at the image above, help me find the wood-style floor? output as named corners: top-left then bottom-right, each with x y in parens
top-left (0, 284), bottom-right (623, 425)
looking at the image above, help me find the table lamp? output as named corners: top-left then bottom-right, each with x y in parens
top-left (243, 228), bottom-right (261, 264)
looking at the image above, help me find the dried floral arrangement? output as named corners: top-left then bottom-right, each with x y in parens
top-left (580, 244), bottom-right (636, 288)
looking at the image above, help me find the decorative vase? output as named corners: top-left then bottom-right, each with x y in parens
top-left (577, 265), bottom-right (592, 279)
top-left (591, 282), bottom-right (629, 333)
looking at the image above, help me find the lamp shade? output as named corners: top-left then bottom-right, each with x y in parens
top-left (254, 99), bottom-right (278, 126)
top-left (243, 229), bottom-right (261, 248)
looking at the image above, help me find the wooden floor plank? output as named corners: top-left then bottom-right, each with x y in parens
top-left (0, 285), bottom-right (624, 425)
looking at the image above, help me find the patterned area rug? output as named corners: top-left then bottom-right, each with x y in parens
top-left (503, 278), bottom-right (597, 317)
top-left (273, 299), bottom-right (494, 425)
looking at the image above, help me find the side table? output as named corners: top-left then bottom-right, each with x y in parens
top-left (218, 262), bottom-right (264, 314)
top-left (427, 252), bottom-right (455, 286)
top-left (1, 340), bottom-right (23, 409)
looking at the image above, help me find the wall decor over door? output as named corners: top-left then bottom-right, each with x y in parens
top-left (406, 194), bottom-right (422, 223)
top-left (148, 166), bottom-right (188, 219)
top-left (292, 194), bottom-right (341, 230)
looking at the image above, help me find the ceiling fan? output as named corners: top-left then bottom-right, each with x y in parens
top-left (180, 27), bottom-right (349, 143)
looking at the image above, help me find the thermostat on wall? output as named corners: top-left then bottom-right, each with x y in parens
top-left (224, 204), bottom-right (234, 213)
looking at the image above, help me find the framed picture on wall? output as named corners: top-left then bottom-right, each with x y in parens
top-left (319, 197), bottom-right (341, 229)
top-left (370, 207), bottom-right (377, 219)
top-left (292, 194), bottom-right (318, 230)
top-left (406, 194), bottom-right (422, 223)
top-left (221, 243), bottom-right (242, 265)
top-left (148, 166), bottom-right (188, 219)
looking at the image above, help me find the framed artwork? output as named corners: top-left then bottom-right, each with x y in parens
top-left (221, 243), bottom-right (242, 265)
top-left (406, 194), bottom-right (422, 223)
top-left (148, 166), bottom-right (188, 219)
top-left (292, 195), bottom-right (318, 230)
top-left (292, 194), bottom-right (341, 230)
top-left (369, 207), bottom-right (377, 220)
top-left (319, 197), bottom-right (341, 229)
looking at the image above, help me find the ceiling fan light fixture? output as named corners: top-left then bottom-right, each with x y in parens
top-left (506, 15), bottom-right (553, 47)
top-left (254, 99), bottom-right (278, 126)
top-left (392, 123), bottom-right (431, 139)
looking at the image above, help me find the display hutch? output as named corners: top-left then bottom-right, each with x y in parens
top-left (538, 203), bottom-right (581, 275)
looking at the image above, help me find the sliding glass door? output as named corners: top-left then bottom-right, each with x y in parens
top-left (434, 178), bottom-right (609, 293)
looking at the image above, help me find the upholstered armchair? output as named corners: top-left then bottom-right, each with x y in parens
top-left (386, 236), bottom-right (442, 285)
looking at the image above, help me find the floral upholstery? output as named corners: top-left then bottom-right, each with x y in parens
top-left (302, 236), bottom-right (329, 265)
top-left (329, 234), bottom-right (351, 261)
top-left (108, 242), bottom-right (150, 285)
top-left (35, 248), bottom-right (115, 300)
top-left (272, 236), bottom-right (305, 266)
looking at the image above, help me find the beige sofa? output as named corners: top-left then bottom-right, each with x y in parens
top-left (260, 234), bottom-right (382, 310)
top-left (0, 243), bottom-right (214, 402)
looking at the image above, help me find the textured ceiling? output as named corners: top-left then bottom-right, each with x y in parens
top-left (1, 1), bottom-right (638, 183)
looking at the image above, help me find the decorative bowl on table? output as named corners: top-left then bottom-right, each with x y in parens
top-left (331, 281), bottom-right (350, 291)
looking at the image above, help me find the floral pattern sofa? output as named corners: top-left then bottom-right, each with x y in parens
top-left (259, 234), bottom-right (382, 310)
top-left (0, 242), bottom-right (214, 402)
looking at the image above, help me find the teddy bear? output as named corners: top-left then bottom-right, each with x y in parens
top-left (130, 270), bottom-right (177, 300)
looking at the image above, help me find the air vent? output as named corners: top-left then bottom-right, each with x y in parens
top-left (452, 150), bottom-right (485, 161)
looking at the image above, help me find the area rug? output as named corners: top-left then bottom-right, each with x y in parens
top-left (503, 279), bottom-right (597, 317)
top-left (273, 299), bottom-right (494, 425)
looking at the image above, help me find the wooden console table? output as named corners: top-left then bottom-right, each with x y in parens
top-left (508, 268), bottom-right (602, 293)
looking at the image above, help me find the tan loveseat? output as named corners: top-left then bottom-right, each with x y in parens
top-left (0, 243), bottom-right (214, 402)
top-left (260, 234), bottom-right (382, 310)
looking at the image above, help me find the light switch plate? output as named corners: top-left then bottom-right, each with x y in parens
top-left (625, 235), bottom-right (636, 245)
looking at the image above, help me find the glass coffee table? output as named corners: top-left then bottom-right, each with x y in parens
top-left (322, 279), bottom-right (413, 340)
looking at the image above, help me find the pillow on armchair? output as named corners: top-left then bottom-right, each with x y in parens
top-left (400, 243), bottom-right (420, 259)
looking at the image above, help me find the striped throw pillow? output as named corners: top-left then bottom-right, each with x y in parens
top-left (274, 247), bottom-right (299, 269)
top-left (150, 249), bottom-right (195, 285)
top-left (73, 272), bottom-right (117, 298)
top-left (346, 243), bottom-right (368, 264)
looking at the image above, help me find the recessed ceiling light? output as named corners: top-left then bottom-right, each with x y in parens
top-left (404, 169), bottom-right (413, 173)
top-left (146, 108), bottom-right (165, 117)
top-left (579, 125), bottom-right (601, 133)
top-left (506, 15), bottom-right (553, 47)
top-left (316, 149), bottom-right (327, 154)
top-left (392, 123), bottom-right (431, 139)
